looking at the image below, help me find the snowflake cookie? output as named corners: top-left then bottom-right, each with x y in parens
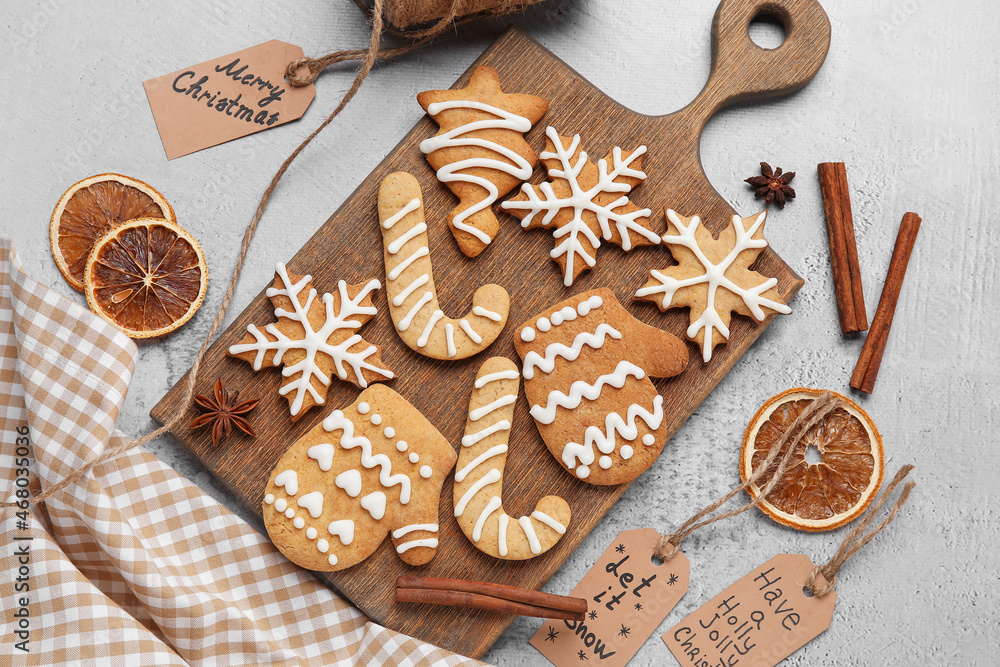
top-left (418, 65), bottom-right (548, 258)
top-left (502, 127), bottom-right (660, 286)
top-left (455, 357), bottom-right (570, 560)
top-left (263, 385), bottom-right (456, 571)
top-left (228, 262), bottom-right (394, 420)
top-left (635, 209), bottom-right (793, 363)
top-left (514, 289), bottom-right (688, 485)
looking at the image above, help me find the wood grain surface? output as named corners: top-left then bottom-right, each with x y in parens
top-left (152, 0), bottom-right (830, 657)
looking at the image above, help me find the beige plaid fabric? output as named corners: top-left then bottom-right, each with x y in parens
top-left (0, 237), bottom-right (486, 666)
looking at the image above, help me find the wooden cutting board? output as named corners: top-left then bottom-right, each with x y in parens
top-left (152, 0), bottom-right (830, 658)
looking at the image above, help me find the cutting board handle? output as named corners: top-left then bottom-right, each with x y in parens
top-left (686, 0), bottom-right (831, 119)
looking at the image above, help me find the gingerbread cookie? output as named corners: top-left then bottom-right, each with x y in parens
top-left (514, 289), bottom-right (687, 485)
top-left (262, 385), bottom-right (456, 571)
top-left (502, 127), bottom-right (660, 286)
top-left (418, 65), bottom-right (548, 257)
top-left (635, 209), bottom-right (792, 363)
top-left (228, 262), bottom-right (393, 420)
top-left (378, 172), bottom-right (509, 360)
top-left (455, 357), bottom-right (571, 560)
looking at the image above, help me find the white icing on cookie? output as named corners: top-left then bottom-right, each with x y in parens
top-left (383, 427), bottom-right (395, 438)
top-left (293, 517), bottom-right (305, 529)
top-left (335, 470), bottom-right (362, 498)
top-left (360, 492), bottom-right (387, 520)
top-left (461, 419), bottom-right (512, 447)
top-left (521, 324), bottom-right (622, 379)
top-left (274, 498), bottom-right (288, 512)
top-left (296, 491), bottom-right (324, 519)
top-left (520, 327), bottom-right (536, 342)
top-left (518, 516), bottom-right (542, 554)
top-left (274, 470), bottom-right (298, 496)
top-left (561, 396), bottom-right (664, 478)
top-left (327, 519), bottom-right (355, 545)
top-left (323, 411), bottom-right (411, 503)
top-left (408, 452), bottom-right (419, 464)
top-left (396, 538), bottom-right (439, 554)
top-left (469, 395), bottom-right (517, 421)
top-left (529, 361), bottom-right (646, 424)
top-left (308, 444), bottom-right (336, 472)
top-left (474, 369), bottom-right (520, 389)
top-left (454, 469), bottom-right (502, 517)
top-left (392, 523), bottom-right (439, 539)
top-left (473, 496), bottom-right (503, 542)
top-left (264, 494), bottom-right (274, 504)
top-left (419, 465), bottom-right (432, 479)
top-left (455, 444), bottom-right (508, 482)
top-left (473, 306), bottom-right (502, 322)
top-left (530, 510), bottom-right (566, 535)
top-left (420, 100), bottom-right (534, 245)
top-left (497, 514), bottom-right (510, 556)
top-left (306, 527), bottom-right (318, 540)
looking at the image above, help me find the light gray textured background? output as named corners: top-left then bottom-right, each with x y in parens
top-left (1, 0), bottom-right (996, 664)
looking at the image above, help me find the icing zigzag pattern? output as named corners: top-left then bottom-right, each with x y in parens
top-left (528, 360), bottom-right (647, 424)
top-left (522, 324), bottom-right (622, 379)
top-left (377, 172), bottom-right (510, 361)
top-left (562, 396), bottom-right (664, 472)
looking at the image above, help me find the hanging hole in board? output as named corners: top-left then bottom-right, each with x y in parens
top-left (748, 7), bottom-right (788, 50)
top-left (651, 553), bottom-right (664, 566)
top-left (802, 585), bottom-right (814, 598)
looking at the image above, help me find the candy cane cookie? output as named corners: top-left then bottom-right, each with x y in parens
top-left (418, 66), bottom-right (549, 257)
top-left (454, 356), bottom-right (570, 560)
top-left (378, 172), bottom-right (509, 360)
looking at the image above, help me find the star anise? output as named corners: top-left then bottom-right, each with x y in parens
top-left (745, 162), bottom-right (796, 208)
top-left (188, 378), bottom-right (259, 446)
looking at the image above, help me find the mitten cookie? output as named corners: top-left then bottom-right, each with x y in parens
top-left (378, 172), bottom-right (509, 360)
top-left (455, 357), bottom-right (571, 560)
top-left (514, 289), bottom-right (687, 485)
top-left (228, 262), bottom-right (393, 420)
top-left (418, 65), bottom-right (548, 257)
top-left (502, 127), bottom-right (660, 286)
top-left (635, 209), bottom-right (793, 363)
top-left (262, 385), bottom-right (456, 571)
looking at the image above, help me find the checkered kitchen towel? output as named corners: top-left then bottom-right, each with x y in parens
top-left (0, 237), bottom-right (485, 666)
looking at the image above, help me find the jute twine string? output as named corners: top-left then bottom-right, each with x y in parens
top-left (805, 464), bottom-right (915, 597)
top-left (6, 0), bottom-right (534, 510)
top-left (285, 0), bottom-right (523, 87)
top-left (654, 391), bottom-right (843, 560)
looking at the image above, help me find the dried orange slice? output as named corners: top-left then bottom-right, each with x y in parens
top-left (51, 173), bottom-right (175, 291)
top-left (740, 388), bottom-right (884, 531)
top-left (84, 218), bottom-right (208, 338)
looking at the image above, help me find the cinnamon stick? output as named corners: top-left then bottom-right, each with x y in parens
top-left (818, 162), bottom-right (869, 333)
top-left (396, 576), bottom-right (587, 620)
top-left (851, 212), bottom-right (922, 393)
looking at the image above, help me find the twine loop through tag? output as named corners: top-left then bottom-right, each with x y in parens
top-left (654, 391), bottom-right (843, 560)
top-left (805, 464), bottom-right (915, 597)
